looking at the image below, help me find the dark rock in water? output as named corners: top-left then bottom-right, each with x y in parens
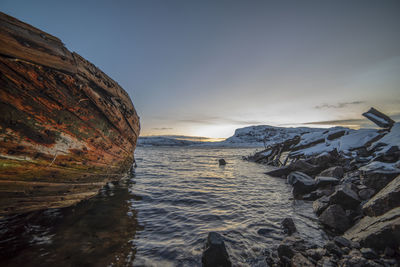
top-left (287, 171), bottom-right (316, 197)
top-left (265, 166), bottom-right (291, 178)
top-left (291, 253), bottom-right (316, 267)
top-left (319, 166), bottom-right (344, 179)
top-left (257, 228), bottom-right (273, 235)
top-left (362, 175), bottom-right (400, 217)
top-left (360, 248), bottom-right (378, 259)
top-left (265, 159), bottom-right (322, 178)
top-left (277, 235), bottom-right (307, 262)
top-left (313, 196), bottom-right (330, 216)
top-left (202, 232), bottom-right (231, 267)
top-left (315, 176), bottom-right (339, 188)
top-left (319, 204), bottom-right (351, 233)
top-left (302, 191), bottom-right (321, 201)
top-left (218, 159), bottom-right (227, 165)
top-left (328, 184), bottom-right (360, 210)
top-left (358, 188), bottom-right (375, 201)
top-left (361, 170), bottom-right (400, 192)
top-left (281, 217), bottom-right (297, 235)
top-left (344, 207), bottom-right (400, 250)
top-left (333, 236), bottom-right (352, 248)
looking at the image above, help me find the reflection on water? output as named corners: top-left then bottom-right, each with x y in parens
top-left (0, 147), bottom-right (327, 267)
top-left (132, 147), bottom-right (327, 266)
top-left (0, 174), bottom-right (139, 267)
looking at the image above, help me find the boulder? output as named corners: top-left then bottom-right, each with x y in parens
top-left (360, 248), bottom-right (378, 259)
top-left (319, 166), bottom-right (344, 179)
top-left (358, 188), bottom-right (375, 201)
top-left (362, 107), bottom-right (395, 129)
top-left (313, 196), bottom-right (330, 216)
top-left (315, 176), bottom-right (339, 188)
top-left (201, 232), bottom-right (231, 267)
top-left (218, 159), bottom-right (227, 165)
top-left (281, 217), bottom-right (297, 235)
top-left (304, 248), bottom-right (325, 262)
top-left (265, 166), bottom-right (292, 178)
top-left (291, 253), bottom-right (315, 267)
top-left (333, 236), bottom-right (352, 248)
top-left (277, 235), bottom-right (307, 261)
top-left (324, 241), bottom-right (343, 257)
top-left (362, 175), bottom-right (400, 217)
top-left (318, 204), bottom-right (351, 233)
top-left (290, 160), bottom-right (323, 176)
top-left (328, 184), bottom-right (360, 210)
top-left (309, 150), bottom-right (339, 168)
top-left (344, 207), bottom-right (400, 250)
top-left (360, 169), bottom-right (400, 192)
top-left (287, 172), bottom-right (316, 197)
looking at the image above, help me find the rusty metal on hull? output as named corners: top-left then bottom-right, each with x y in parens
top-left (0, 12), bottom-right (140, 215)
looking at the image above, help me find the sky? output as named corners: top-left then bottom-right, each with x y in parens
top-left (1, 0), bottom-right (400, 138)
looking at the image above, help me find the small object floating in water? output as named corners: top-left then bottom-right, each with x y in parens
top-left (218, 159), bottom-right (227, 165)
top-left (202, 232), bottom-right (232, 267)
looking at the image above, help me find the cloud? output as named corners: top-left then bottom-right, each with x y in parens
top-left (151, 127), bottom-right (173, 130)
top-left (301, 118), bottom-right (367, 126)
top-left (315, 101), bottom-right (365, 109)
top-left (178, 116), bottom-right (264, 125)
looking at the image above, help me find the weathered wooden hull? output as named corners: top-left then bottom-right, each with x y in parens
top-left (0, 12), bottom-right (140, 215)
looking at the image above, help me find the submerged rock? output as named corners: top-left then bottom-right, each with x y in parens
top-left (202, 232), bottom-right (231, 267)
top-left (281, 217), bottom-right (297, 235)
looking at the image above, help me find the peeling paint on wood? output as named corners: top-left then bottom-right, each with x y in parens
top-left (0, 12), bottom-right (140, 216)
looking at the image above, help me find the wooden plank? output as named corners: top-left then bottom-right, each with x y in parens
top-left (0, 11), bottom-right (77, 73)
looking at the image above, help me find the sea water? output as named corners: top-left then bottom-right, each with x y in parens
top-left (0, 146), bottom-right (326, 266)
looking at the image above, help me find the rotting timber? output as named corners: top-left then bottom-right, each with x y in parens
top-left (0, 12), bottom-right (140, 216)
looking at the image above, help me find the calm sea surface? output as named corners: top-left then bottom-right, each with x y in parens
top-left (0, 146), bottom-right (326, 266)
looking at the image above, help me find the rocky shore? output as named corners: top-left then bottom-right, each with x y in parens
top-left (243, 108), bottom-right (400, 266)
top-left (201, 108), bottom-right (399, 266)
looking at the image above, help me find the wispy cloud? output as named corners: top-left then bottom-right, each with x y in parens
top-left (301, 118), bottom-right (367, 126)
top-left (178, 116), bottom-right (264, 125)
top-left (315, 101), bottom-right (365, 109)
top-left (151, 127), bottom-right (173, 130)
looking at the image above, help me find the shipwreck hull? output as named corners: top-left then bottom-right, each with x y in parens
top-left (0, 12), bottom-right (140, 215)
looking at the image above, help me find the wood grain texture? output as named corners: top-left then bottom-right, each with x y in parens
top-left (0, 12), bottom-right (140, 216)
